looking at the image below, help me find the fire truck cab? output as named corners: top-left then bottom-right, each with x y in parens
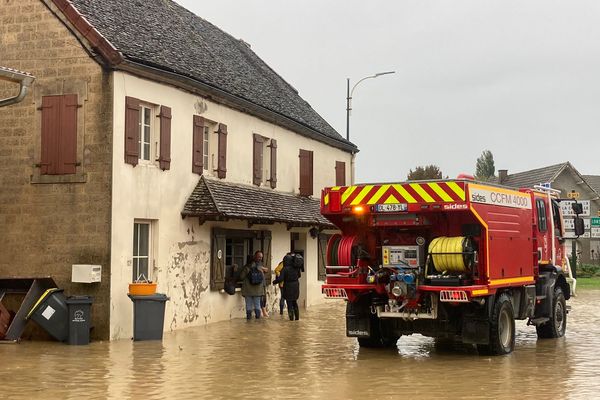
top-left (321, 179), bottom-right (583, 355)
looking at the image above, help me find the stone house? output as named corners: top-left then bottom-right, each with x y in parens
top-left (0, 0), bottom-right (356, 340)
top-left (497, 162), bottom-right (600, 264)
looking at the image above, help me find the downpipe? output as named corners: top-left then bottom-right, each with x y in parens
top-left (0, 68), bottom-right (35, 107)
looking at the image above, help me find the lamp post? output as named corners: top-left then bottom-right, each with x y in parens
top-left (346, 71), bottom-right (395, 141)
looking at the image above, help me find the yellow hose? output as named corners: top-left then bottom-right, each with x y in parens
top-left (429, 236), bottom-right (469, 273)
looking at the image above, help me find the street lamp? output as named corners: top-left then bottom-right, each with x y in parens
top-left (346, 71), bottom-right (395, 141)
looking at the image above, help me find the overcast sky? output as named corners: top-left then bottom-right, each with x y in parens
top-left (175, 0), bottom-right (599, 183)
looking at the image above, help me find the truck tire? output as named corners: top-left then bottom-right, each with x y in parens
top-left (536, 287), bottom-right (567, 339)
top-left (477, 293), bottom-right (515, 355)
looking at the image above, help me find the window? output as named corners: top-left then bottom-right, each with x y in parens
top-left (335, 161), bottom-right (346, 186)
top-left (39, 94), bottom-right (79, 175)
top-left (536, 198), bottom-right (547, 232)
top-left (552, 199), bottom-right (564, 238)
top-left (133, 221), bottom-right (152, 281)
top-left (203, 125), bottom-right (210, 170)
top-left (226, 238), bottom-right (250, 270)
top-left (318, 233), bottom-right (331, 281)
top-left (125, 97), bottom-right (171, 169)
top-left (193, 116), bottom-right (218, 175)
top-left (299, 149), bottom-right (313, 196)
top-left (211, 228), bottom-right (271, 291)
top-left (253, 134), bottom-right (277, 188)
top-left (139, 105), bottom-right (152, 161)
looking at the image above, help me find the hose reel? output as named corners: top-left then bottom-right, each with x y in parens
top-left (428, 236), bottom-right (476, 274)
top-left (327, 234), bottom-right (360, 266)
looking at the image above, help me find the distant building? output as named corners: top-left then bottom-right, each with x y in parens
top-left (497, 162), bottom-right (600, 264)
top-left (0, 0), bottom-right (356, 340)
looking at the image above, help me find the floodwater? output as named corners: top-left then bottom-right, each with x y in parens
top-left (1, 291), bottom-right (600, 400)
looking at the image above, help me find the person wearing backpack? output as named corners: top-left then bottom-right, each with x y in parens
top-left (272, 253), bottom-right (303, 321)
top-left (239, 251), bottom-right (266, 319)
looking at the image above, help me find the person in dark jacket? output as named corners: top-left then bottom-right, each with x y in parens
top-left (239, 251), bottom-right (265, 319)
top-left (272, 253), bottom-right (303, 320)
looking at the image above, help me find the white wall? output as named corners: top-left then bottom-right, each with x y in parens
top-left (110, 72), bottom-right (348, 339)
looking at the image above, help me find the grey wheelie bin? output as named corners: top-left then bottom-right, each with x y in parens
top-left (127, 293), bottom-right (169, 341)
top-left (27, 288), bottom-right (68, 342)
top-left (65, 295), bottom-right (93, 345)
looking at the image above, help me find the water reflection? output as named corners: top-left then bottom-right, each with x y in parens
top-left (1, 290), bottom-right (599, 399)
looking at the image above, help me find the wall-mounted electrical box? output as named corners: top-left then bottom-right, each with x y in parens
top-left (72, 264), bottom-right (102, 283)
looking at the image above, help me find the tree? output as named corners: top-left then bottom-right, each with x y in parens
top-left (475, 150), bottom-right (495, 181)
top-left (407, 165), bottom-right (443, 180)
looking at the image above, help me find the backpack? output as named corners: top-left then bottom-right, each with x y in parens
top-left (248, 266), bottom-right (263, 285)
top-left (223, 264), bottom-right (237, 295)
top-left (293, 253), bottom-right (304, 272)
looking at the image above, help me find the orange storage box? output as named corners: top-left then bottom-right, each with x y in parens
top-left (128, 282), bottom-right (157, 296)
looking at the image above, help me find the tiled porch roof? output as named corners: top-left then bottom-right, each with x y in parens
top-left (182, 177), bottom-right (335, 229)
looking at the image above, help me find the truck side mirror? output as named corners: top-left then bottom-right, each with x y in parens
top-left (572, 202), bottom-right (583, 215)
top-left (573, 217), bottom-right (585, 236)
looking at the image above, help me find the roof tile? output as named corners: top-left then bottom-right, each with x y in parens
top-left (68, 0), bottom-right (351, 149)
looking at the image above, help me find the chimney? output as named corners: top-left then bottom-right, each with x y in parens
top-left (498, 169), bottom-right (508, 184)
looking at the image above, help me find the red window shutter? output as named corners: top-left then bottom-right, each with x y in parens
top-left (217, 123), bottom-right (227, 179)
top-left (158, 105), bottom-right (171, 170)
top-left (299, 149), bottom-right (313, 196)
top-left (269, 139), bottom-right (277, 189)
top-left (253, 133), bottom-right (263, 186)
top-left (58, 94), bottom-right (78, 174)
top-left (40, 96), bottom-right (60, 175)
top-left (192, 115), bottom-right (204, 175)
top-left (124, 96), bottom-right (140, 166)
top-left (40, 94), bottom-right (78, 175)
top-left (335, 161), bottom-right (346, 186)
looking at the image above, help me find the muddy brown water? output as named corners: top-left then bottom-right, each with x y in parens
top-left (1, 290), bottom-right (599, 400)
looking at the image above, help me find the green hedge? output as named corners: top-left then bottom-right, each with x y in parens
top-left (576, 264), bottom-right (600, 278)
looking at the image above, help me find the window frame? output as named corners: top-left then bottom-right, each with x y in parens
top-left (203, 125), bottom-right (210, 171)
top-left (137, 101), bottom-right (159, 165)
top-left (317, 233), bottom-right (331, 281)
top-left (133, 220), bottom-right (154, 282)
top-left (536, 198), bottom-right (548, 232)
top-left (210, 228), bottom-right (272, 291)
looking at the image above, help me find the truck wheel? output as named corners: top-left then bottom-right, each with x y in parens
top-left (536, 287), bottom-right (567, 339)
top-left (477, 293), bottom-right (515, 355)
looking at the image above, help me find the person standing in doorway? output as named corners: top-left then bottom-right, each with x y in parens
top-left (272, 253), bottom-right (303, 320)
top-left (240, 251), bottom-right (265, 319)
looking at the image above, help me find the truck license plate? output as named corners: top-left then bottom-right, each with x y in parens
top-left (375, 203), bottom-right (407, 212)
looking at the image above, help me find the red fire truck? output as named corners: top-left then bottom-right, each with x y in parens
top-left (321, 178), bottom-right (583, 355)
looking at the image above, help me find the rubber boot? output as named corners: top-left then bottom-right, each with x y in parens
top-left (288, 309), bottom-right (294, 321)
top-left (293, 305), bottom-right (300, 320)
top-left (246, 311), bottom-right (252, 320)
top-left (255, 309), bottom-right (261, 319)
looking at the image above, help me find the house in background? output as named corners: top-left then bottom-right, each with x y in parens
top-left (497, 162), bottom-right (600, 264)
top-left (0, 0), bottom-right (355, 340)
